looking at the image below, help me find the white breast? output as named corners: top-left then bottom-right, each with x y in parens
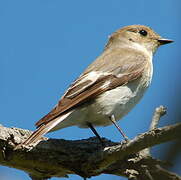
top-left (80, 71), bottom-right (153, 127)
top-left (51, 62), bottom-right (153, 130)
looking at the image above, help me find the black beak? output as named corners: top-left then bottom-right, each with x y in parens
top-left (158, 38), bottom-right (174, 45)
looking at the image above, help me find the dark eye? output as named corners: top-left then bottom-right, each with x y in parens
top-left (139, 30), bottom-right (147, 36)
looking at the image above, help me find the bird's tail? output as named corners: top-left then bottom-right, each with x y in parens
top-left (14, 112), bottom-right (71, 150)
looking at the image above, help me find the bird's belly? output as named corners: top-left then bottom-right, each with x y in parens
top-left (52, 79), bottom-right (150, 130)
top-left (80, 80), bottom-right (149, 127)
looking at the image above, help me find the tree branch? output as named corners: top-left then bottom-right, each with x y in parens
top-left (0, 121), bottom-right (181, 179)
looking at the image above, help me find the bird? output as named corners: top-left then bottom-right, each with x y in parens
top-left (15, 25), bottom-right (173, 148)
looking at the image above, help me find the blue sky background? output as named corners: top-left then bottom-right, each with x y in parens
top-left (0, 1), bottom-right (180, 180)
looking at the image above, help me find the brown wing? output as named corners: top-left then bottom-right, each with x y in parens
top-left (35, 49), bottom-right (148, 127)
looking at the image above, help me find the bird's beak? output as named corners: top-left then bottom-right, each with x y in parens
top-left (158, 38), bottom-right (174, 45)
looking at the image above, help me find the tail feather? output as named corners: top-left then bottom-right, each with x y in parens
top-left (14, 112), bottom-right (71, 150)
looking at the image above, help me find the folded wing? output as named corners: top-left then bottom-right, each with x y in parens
top-left (36, 48), bottom-right (148, 127)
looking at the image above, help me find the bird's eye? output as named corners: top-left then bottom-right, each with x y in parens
top-left (139, 30), bottom-right (147, 36)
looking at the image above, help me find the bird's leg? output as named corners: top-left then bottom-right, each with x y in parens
top-left (109, 114), bottom-right (129, 141)
top-left (86, 122), bottom-right (104, 145)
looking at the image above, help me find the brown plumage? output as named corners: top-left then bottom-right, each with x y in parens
top-left (14, 25), bottom-right (173, 149)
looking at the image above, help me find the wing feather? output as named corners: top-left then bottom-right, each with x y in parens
top-left (35, 48), bottom-right (148, 127)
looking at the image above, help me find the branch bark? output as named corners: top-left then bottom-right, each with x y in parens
top-left (0, 107), bottom-right (180, 180)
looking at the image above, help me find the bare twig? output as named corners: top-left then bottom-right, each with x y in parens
top-left (150, 106), bottom-right (167, 130)
top-left (0, 106), bottom-right (180, 179)
top-left (96, 123), bottom-right (181, 170)
top-left (144, 106), bottom-right (167, 156)
top-left (0, 122), bottom-right (180, 179)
